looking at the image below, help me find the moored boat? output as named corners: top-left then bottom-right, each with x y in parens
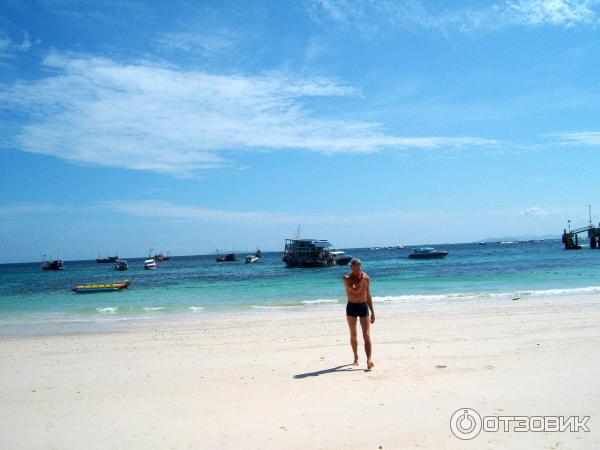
top-left (245, 255), bottom-right (259, 264)
top-left (154, 252), bottom-right (170, 261)
top-left (216, 248), bottom-right (238, 262)
top-left (144, 258), bottom-right (158, 270)
top-left (282, 239), bottom-right (336, 267)
top-left (408, 247), bottom-right (448, 259)
top-left (216, 253), bottom-right (238, 262)
top-left (96, 253), bottom-right (118, 263)
top-left (114, 259), bottom-right (128, 271)
top-left (42, 253), bottom-right (64, 271)
top-left (72, 280), bottom-right (132, 294)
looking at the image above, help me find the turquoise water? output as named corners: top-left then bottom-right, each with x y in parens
top-left (1, 240), bottom-right (600, 332)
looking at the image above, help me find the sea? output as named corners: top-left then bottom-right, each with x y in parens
top-left (1, 240), bottom-right (599, 334)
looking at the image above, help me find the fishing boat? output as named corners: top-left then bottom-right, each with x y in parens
top-left (144, 258), bottom-right (158, 270)
top-left (216, 249), bottom-right (238, 262)
top-left (114, 259), bottom-right (128, 271)
top-left (153, 251), bottom-right (170, 261)
top-left (96, 253), bottom-right (118, 263)
top-left (408, 247), bottom-right (448, 259)
top-left (282, 239), bottom-right (336, 267)
top-left (72, 280), bottom-right (132, 294)
top-left (245, 255), bottom-right (259, 264)
top-left (42, 253), bottom-right (64, 271)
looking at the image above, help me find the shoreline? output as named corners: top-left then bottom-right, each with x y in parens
top-left (2, 288), bottom-right (600, 337)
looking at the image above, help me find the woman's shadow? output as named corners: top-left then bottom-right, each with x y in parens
top-left (293, 364), bottom-right (367, 379)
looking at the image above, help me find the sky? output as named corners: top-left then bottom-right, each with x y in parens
top-left (1, 0), bottom-right (599, 263)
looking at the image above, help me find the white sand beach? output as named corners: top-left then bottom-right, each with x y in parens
top-left (1, 295), bottom-right (599, 449)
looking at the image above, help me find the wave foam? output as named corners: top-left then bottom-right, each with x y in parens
top-left (142, 307), bottom-right (165, 311)
top-left (301, 299), bottom-right (339, 305)
top-left (96, 307), bottom-right (118, 314)
top-left (370, 285), bottom-right (600, 304)
top-left (188, 306), bottom-right (204, 312)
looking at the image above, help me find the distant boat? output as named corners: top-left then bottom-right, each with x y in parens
top-left (216, 249), bottom-right (238, 262)
top-left (478, 242), bottom-right (487, 245)
top-left (72, 280), bottom-right (132, 294)
top-left (245, 255), bottom-right (259, 264)
top-left (255, 248), bottom-right (263, 258)
top-left (216, 253), bottom-right (238, 262)
top-left (42, 253), bottom-right (64, 271)
top-left (96, 253), bottom-right (118, 263)
top-left (144, 258), bottom-right (158, 270)
top-left (154, 251), bottom-right (170, 261)
top-left (408, 247), bottom-right (448, 260)
top-left (114, 259), bottom-right (128, 271)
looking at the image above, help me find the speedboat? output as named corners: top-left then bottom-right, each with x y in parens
top-left (329, 250), bottom-right (352, 266)
top-left (245, 255), bottom-right (259, 264)
top-left (408, 247), bottom-right (448, 259)
top-left (114, 259), bottom-right (128, 271)
top-left (144, 258), bottom-right (158, 269)
top-left (72, 280), bottom-right (132, 293)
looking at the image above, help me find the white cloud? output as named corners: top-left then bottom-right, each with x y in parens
top-left (155, 31), bottom-right (236, 55)
top-left (521, 206), bottom-right (554, 217)
top-left (0, 53), bottom-right (496, 176)
top-left (549, 130), bottom-right (600, 145)
top-left (305, 0), bottom-right (600, 34)
top-left (0, 30), bottom-right (31, 59)
top-left (507, 0), bottom-right (599, 27)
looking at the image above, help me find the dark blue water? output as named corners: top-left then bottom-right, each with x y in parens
top-left (1, 240), bottom-right (599, 329)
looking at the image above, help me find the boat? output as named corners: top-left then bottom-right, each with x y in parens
top-left (216, 249), bottom-right (238, 262)
top-left (216, 253), bottom-right (238, 262)
top-left (408, 247), bottom-right (448, 259)
top-left (255, 248), bottom-right (263, 258)
top-left (329, 250), bottom-right (352, 266)
top-left (96, 253), bottom-right (118, 263)
top-left (72, 280), bottom-right (132, 294)
top-left (144, 258), bottom-right (158, 270)
top-left (245, 255), bottom-right (259, 264)
top-left (114, 259), bottom-right (128, 271)
top-left (154, 251), bottom-right (170, 261)
top-left (282, 239), bottom-right (336, 267)
top-left (41, 254), bottom-right (64, 271)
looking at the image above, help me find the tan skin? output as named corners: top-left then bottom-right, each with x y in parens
top-left (343, 263), bottom-right (375, 370)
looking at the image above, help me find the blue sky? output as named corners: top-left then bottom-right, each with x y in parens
top-left (1, 0), bottom-right (599, 262)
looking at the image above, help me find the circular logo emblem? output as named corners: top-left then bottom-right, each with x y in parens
top-left (450, 408), bottom-right (482, 440)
